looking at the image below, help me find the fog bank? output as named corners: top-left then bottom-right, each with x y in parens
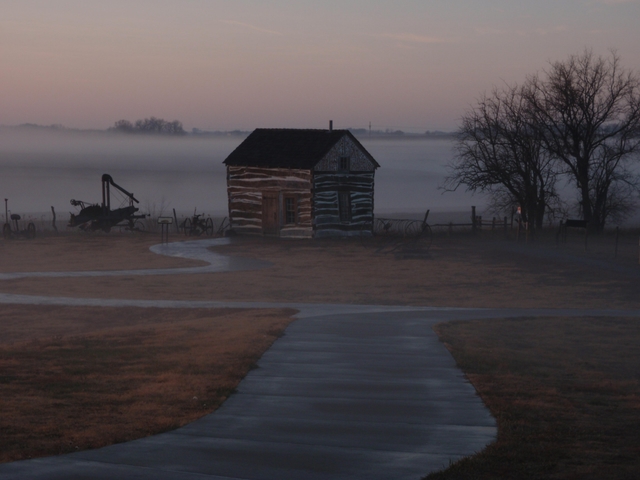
top-left (0, 129), bottom-right (483, 222)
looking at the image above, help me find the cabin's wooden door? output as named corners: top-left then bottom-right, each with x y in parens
top-left (262, 192), bottom-right (279, 235)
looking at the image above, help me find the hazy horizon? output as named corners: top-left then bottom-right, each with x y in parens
top-left (0, 128), bottom-right (483, 225)
top-left (3, 1), bottom-right (640, 226)
top-left (2, 127), bottom-right (639, 231)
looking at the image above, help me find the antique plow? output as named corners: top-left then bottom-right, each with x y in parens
top-left (3, 199), bottom-right (36, 240)
top-left (361, 210), bottom-right (432, 255)
top-left (68, 174), bottom-right (147, 232)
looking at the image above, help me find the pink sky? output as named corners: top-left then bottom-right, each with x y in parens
top-left (2, 0), bottom-right (640, 132)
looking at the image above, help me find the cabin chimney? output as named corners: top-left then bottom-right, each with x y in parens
top-left (329, 120), bottom-right (333, 131)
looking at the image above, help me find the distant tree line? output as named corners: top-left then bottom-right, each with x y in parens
top-left (111, 117), bottom-right (186, 136)
top-left (347, 128), bottom-right (454, 138)
top-left (191, 128), bottom-right (249, 136)
top-left (444, 50), bottom-right (640, 233)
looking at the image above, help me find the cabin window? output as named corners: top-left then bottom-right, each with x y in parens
top-left (338, 191), bottom-right (351, 222)
top-left (284, 196), bottom-right (297, 224)
top-left (339, 156), bottom-right (351, 172)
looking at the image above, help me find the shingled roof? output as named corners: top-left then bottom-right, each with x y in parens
top-left (223, 128), bottom-right (379, 169)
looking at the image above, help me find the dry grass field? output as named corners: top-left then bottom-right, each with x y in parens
top-left (0, 304), bottom-right (294, 462)
top-left (2, 229), bottom-right (640, 309)
top-left (1, 229), bottom-right (640, 476)
top-left (429, 316), bottom-right (640, 480)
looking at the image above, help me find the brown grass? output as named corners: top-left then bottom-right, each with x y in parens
top-left (2, 232), bottom-right (640, 309)
top-left (0, 305), bottom-right (295, 463)
top-left (2, 231), bottom-right (640, 471)
top-left (429, 316), bottom-right (640, 480)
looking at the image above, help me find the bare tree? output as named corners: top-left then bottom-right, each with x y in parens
top-left (112, 119), bottom-right (134, 132)
top-left (445, 84), bottom-right (559, 231)
top-left (525, 50), bottom-right (640, 231)
top-left (112, 117), bottom-right (186, 136)
top-left (166, 120), bottom-right (186, 135)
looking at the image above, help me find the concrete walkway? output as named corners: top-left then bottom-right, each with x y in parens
top-left (0, 309), bottom-right (498, 480)
top-left (1, 238), bottom-right (637, 479)
top-left (0, 238), bottom-right (271, 281)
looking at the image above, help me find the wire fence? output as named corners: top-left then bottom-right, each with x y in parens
top-left (0, 211), bottom-right (231, 237)
top-left (3, 207), bottom-right (639, 267)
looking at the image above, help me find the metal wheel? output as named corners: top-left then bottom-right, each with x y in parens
top-left (407, 224), bottom-right (432, 252)
top-left (373, 219), bottom-right (398, 254)
top-left (2, 223), bottom-right (11, 240)
top-left (404, 220), bottom-right (422, 238)
top-left (404, 221), bottom-right (431, 247)
top-left (204, 217), bottom-right (214, 236)
top-left (374, 218), bottom-right (392, 236)
top-left (26, 222), bottom-right (36, 239)
top-left (418, 223), bottom-right (433, 250)
top-left (183, 217), bottom-right (192, 236)
top-left (216, 217), bottom-right (230, 236)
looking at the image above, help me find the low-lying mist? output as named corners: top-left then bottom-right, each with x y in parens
top-left (0, 128), bottom-right (483, 225)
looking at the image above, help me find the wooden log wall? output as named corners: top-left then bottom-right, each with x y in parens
top-left (227, 166), bottom-right (313, 237)
top-left (313, 172), bottom-right (375, 237)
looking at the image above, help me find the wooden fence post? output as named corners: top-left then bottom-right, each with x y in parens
top-left (50, 206), bottom-right (57, 233)
top-left (615, 226), bottom-right (619, 258)
top-left (173, 208), bottom-right (180, 233)
top-left (503, 216), bottom-right (508, 238)
top-left (471, 206), bottom-right (476, 234)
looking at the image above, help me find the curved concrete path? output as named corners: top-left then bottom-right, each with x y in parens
top-left (1, 238), bottom-right (638, 479)
top-left (0, 238), bottom-right (271, 281)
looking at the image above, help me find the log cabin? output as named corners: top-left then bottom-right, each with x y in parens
top-left (223, 128), bottom-right (380, 238)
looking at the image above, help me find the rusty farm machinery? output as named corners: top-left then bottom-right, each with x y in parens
top-left (180, 210), bottom-right (215, 236)
top-left (68, 174), bottom-right (147, 232)
top-left (360, 210), bottom-right (432, 256)
top-left (3, 198), bottom-right (36, 240)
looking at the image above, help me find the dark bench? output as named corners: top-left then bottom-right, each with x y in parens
top-left (564, 219), bottom-right (588, 229)
top-left (557, 219), bottom-right (589, 248)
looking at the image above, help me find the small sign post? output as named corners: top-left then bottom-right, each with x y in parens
top-left (157, 217), bottom-right (173, 243)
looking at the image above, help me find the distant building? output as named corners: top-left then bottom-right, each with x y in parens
top-left (223, 128), bottom-right (380, 238)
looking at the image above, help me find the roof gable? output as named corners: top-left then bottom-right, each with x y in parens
top-left (223, 128), bottom-right (379, 169)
